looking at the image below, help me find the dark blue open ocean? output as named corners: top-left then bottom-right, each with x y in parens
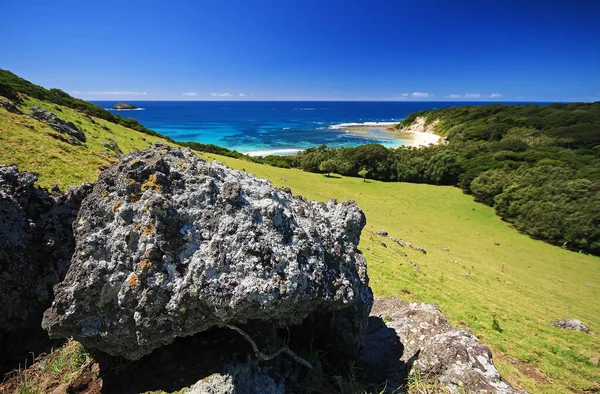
top-left (93, 101), bottom-right (521, 155)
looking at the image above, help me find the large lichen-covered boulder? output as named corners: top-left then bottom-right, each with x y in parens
top-left (43, 144), bottom-right (372, 360)
top-left (0, 165), bottom-right (91, 370)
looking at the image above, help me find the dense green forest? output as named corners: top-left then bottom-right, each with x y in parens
top-left (272, 103), bottom-right (600, 255)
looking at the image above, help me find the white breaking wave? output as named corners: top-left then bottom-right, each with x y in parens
top-left (106, 108), bottom-right (146, 111)
top-left (329, 121), bottom-right (399, 129)
top-left (243, 148), bottom-right (303, 157)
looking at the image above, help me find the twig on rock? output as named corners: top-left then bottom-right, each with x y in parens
top-left (226, 324), bottom-right (313, 370)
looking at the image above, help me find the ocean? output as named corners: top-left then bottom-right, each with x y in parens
top-left (93, 101), bottom-right (515, 155)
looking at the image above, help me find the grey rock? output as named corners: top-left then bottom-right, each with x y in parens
top-left (0, 98), bottom-right (22, 114)
top-left (102, 138), bottom-right (123, 156)
top-left (0, 165), bottom-right (92, 369)
top-left (550, 318), bottom-right (590, 334)
top-left (359, 297), bottom-right (525, 393)
top-left (188, 359), bottom-right (285, 394)
top-left (30, 106), bottom-right (86, 143)
top-left (43, 143), bottom-right (372, 360)
top-left (376, 229), bottom-right (388, 236)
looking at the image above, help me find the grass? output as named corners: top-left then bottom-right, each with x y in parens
top-left (1, 98), bottom-right (599, 392)
top-left (2, 340), bottom-right (95, 394)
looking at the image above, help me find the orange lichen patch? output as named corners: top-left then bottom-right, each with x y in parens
top-left (129, 192), bottom-right (141, 202)
top-left (141, 174), bottom-right (162, 193)
top-left (124, 178), bottom-right (137, 185)
top-left (128, 273), bottom-right (138, 286)
top-left (140, 223), bottom-right (154, 236)
top-left (138, 258), bottom-right (151, 270)
top-left (102, 190), bottom-right (109, 198)
top-left (134, 223), bottom-right (141, 229)
top-left (113, 199), bottom-right (121, 212)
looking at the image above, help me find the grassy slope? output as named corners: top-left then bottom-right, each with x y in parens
top-left (208, 155), bottom-right (600, 393)
top-left (1, 99), bottom-right (599, 392)
top-left (0, 96), bottom-right (174, 189)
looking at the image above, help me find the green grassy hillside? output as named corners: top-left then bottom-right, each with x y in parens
top-left (1, 96), bottom-right (598, 393)
top-left (0, 96), bottom-right (174, 189)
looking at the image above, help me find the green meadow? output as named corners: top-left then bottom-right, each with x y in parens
top-left (1, 99), bottom-right (599, 393)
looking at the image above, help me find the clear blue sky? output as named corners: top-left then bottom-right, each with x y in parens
top-left (1, 0), bottom-right (599, 101)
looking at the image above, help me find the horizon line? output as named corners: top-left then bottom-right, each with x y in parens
top-left (86, 99), bottom-right (574, 103)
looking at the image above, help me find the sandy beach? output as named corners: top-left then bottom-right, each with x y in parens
top-left (331, 120), bottom-right (442, 148)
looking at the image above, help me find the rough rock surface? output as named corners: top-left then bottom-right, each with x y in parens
top-left (43, 143), bottom-right (373, 360)
top-left (188, 359), bottom-right (285, 394)
top-left (0, 165), bottom-right (92, 370)
top-left (359, 297), bottom-right (525, 393)
top-left (30, 106), bottom-right (86, 143)
top-left (550, 318), bottom-right (590, 334)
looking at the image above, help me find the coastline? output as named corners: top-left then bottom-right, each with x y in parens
top-left (330, 120), bottom-right (442, 148)
top-left (242, 120), bottom-right (442, 156)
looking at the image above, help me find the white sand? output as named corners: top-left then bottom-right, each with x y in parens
top-left (403, 130), bottom-right (442, 147)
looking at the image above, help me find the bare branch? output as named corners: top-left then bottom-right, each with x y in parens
top-left (226, 324), bottom-right (313, 370)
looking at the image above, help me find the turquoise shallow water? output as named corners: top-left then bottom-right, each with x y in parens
top-left (93, 101), bottom-right (517, 155)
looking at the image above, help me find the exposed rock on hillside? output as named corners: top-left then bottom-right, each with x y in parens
top-left (113, 102), bottom-right (137, 110)
top-left (43, 143), bottom-right (373, 361)
top-left (0, 98), bottom-right (21, 114)
top-left (359, 297), bottom-right (525, 393)
top-left (30, 106), bottom-right (86, 143)
top-left (0, 165), bottom-right (92, 371)
top-left (550, 318), bottom-right (590, 334)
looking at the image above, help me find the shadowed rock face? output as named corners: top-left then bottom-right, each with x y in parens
top-left (43, 143), bottom-right (373, 360)
top-left (360, 297), bottom-right (526, 394)
top-left (0, 165), bottom-right (92, 371)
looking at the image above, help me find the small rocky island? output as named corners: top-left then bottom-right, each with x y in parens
top-left (112, 102), bottom-right (137, 110)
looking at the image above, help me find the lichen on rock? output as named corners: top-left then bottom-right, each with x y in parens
top-left (42, 143), bottom-right (373, 361)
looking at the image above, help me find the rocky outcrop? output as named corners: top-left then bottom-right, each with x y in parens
top-left (43, 143), bottom-right (373, 361)
top-left (550, 318), bottom-right (590, 334)
top-left (0, 165), bottom-right (92, 371)
top-left (30, 106), bottom-right (86, 143)
top-left (360, 297), bottom-right (525, 393)
top-left (113, 102), bottom-right (137, 110)
top-left (0, 98), bottom-right (22, 114)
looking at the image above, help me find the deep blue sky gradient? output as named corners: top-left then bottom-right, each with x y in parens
top-left (1, 0), bottom-right (599, 101)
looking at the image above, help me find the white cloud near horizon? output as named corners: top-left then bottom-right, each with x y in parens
top-left (445, 94), bottom-right (463, 98)
top-left (238, 93), bottom-right (246, 97)
top-left (465, 93), bottom-right (482, 98)
top-left (412, 92), bottom-right (431, 98)
top-left (211, 92), bottom-right (232, 97)
top-left (182, 92), bottom-right (198, 96)
top-left (488, 93), bottom-right (503, 98)
top-left (79, 91), bottom-right (148, 96)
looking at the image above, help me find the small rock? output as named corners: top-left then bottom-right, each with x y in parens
top-left (589, 356), bottom-right (599, 366)
top-left (376, 229), bottom-right (388, 236)
top-left (550, 318), bottom-right (590, 334)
